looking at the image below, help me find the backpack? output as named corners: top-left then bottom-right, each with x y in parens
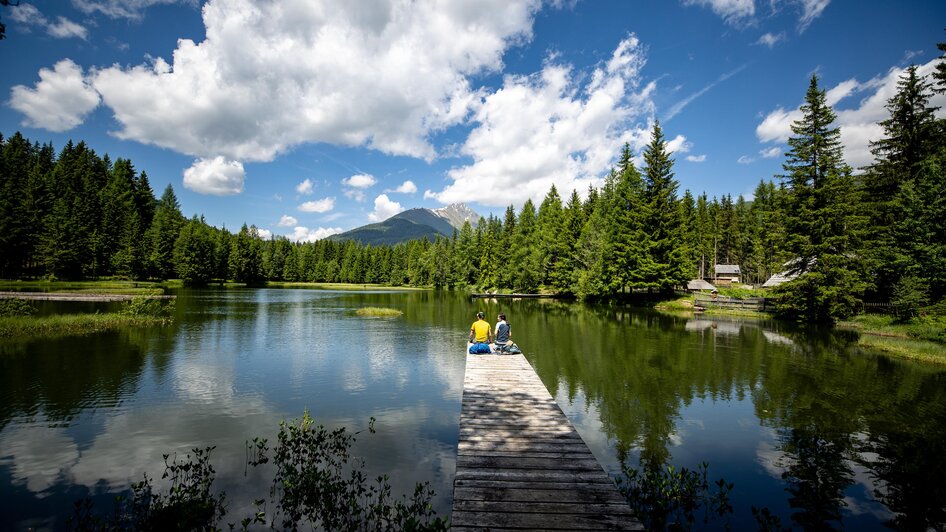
top-left (469, 342), bottom-right (492, 354)
top-left (497, 342), bottom-right (522, 354)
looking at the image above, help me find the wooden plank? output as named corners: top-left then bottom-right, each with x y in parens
top-left (451, 510), bottom-right (641, 530)
top-left (453, 348), bottom-right (641, 530)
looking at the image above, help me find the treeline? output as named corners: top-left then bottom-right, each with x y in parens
top-left (2, 41), bottom-right (945, 322)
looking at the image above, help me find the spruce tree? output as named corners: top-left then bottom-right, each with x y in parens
top-left (642, 121), bottom-right (689, 291)
top-left (863, 66), bottom-right (940, 301)
top-left (607, 149), bottom-right (651, 294)
top-left (148, 185), bottom-right (184, 279)
top-left (775, 75), bottom-right (866, 323)
top-left (536, 185), bottom-right (569, 292)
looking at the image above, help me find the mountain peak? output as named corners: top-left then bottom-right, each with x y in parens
top-left (433, 203), bottom-right (481, 229)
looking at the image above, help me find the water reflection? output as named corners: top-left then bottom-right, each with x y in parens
top-left (0, 290), bottom-right (943, 530)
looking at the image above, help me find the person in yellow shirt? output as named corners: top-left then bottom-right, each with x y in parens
top-left (469, 311), bottom-right (492, 343)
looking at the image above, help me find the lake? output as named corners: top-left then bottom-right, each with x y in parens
top-left (1, 288), bottom-right (944, 530)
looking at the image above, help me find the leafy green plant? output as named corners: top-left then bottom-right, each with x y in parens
top-left (0, 298), bottom-right (36, 317)
top-left (70, 447), bottom-right (227, 531)
top-left (68, 413), bottom-right (447, 531)
top-left (617, 461), bottom-right (733, 531)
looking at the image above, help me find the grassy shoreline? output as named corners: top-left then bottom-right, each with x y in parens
top-left (0, 313), bottom-right (173, 339)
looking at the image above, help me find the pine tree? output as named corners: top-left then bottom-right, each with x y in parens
top-left (863, 66), bottom-right (940, 301)
top-left (174, 216), bottom-right (215, 285)
top-left (775, 75), bottom-right (866, 322)
top-left (0, 132), bottom-right (33, 278)
top-left (511, 201), bottom-right (540, 292)
top-left (536, 185), bottom-right (569, 291)
top-left (230, 224), bottom-right (264, 284)
top-left (147, 185), bottom-right (184, 279)
top-left (934, 31), bottom-right (946, 94)
top-left (607, 151), bottom-right (651, 294)
top-left (642, 121), bottom-right (689, 291)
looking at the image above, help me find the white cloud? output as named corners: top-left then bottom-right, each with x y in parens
top-left (73, 0), bottom-right (195, 21)
top-left (686, 154), bottom-right (707, 162)
top-left (9, 4), bottom-right (88, 39)
top-left (182, 156), bottom-right (245, 195)
top-left (341, 174), bottom-right (377, 202)
top-left (755, 32), bottom-right (785, 48)
top-left (368, 194), bottom-right (404, 222)
top-left (298, 197), bottom-right (336, 213)
top-left (9, 59), bottom-right (101, 132)
top-left (288, 226), bottom-right (343, 242)
top-left (342, 173), bottom-right (377, 189)
top-left (797, 0), bottom-right (830, 32)
top-left (76, 0), bottom-right (544, 164)
top-left (47, 16), bottom-right (89, 39)
top-left (682, 0), bottom-right (754, 25)
top-left (756, 59), bottom-right (946, 169)
top-left (256, 228), bottom-right (273, 239)
top-left (737, 155), bottom-right (754, 164)
top-left (428, 35), bottom-right (662, 207)
top-left (296, 178), bottom-right (314, 195)
top-left (277, 215), bottom-right (298, 227)
top-left (390, 180), bottom-right (418, 193)
top-left (759, 146), bottom-right (781, 158)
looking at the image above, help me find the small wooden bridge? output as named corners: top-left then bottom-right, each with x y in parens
top-left (452, 347), bottom-right (642, 531)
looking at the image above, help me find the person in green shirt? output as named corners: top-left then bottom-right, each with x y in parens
top-left (469, 311), bottom-right (492, 343)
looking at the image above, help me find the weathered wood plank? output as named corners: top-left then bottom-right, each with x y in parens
top-left (453, 349), bottom-right (641, 530)
top-left (451, 510), bottom-right (642, 530)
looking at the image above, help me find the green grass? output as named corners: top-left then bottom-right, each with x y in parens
top-left (266, 281), bottom-right (427, 291)
top-left (855, 335), bottom-right (946, 365)
top-left (653, 296), bottom-right (695, 312)
top-left (354, 307), bottom-right (403, 317)
top-left (702, 307), bottom-right (774, 319)
top-left (840, 313), bottom-right (946, 344)
top-left (0, 313), bottom-right (173, 339)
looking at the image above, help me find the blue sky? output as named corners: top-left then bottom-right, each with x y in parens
top-left (2, 0), bottom-right (945, 241)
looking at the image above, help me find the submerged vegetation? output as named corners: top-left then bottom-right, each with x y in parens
top-left (355, 307), bottom-right (403, 317)
top-left (70, 412), bottom-right (448, 531)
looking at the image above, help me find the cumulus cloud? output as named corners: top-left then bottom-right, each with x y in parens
top-left (256, 228), bottom-right (273, 239)
top-left (74, 0), bottom-right (544, 165)
top-left (755, 32), bottom-right (785, 48)
top-left (9, 3), bottom-right (88, 39)
top-left (686, 154), bottom-right (707, 162)
top-left (182, 157), bottom-right (245, 195)
top-left (428, 34), bottom-right (664, 207)
top-left (368, 194), bottom-right (404, 222)
top-left (298, 198), bottom-right (335, 213)
top-left (682, 0), bottom-right (754, 25)
top-left (277, 215), bottom-right (298, 227)
top-left (390, 180), bottom-right (418, 193)
top-left (342, 174), bottom-right (377, 189)
top-left (342, 173), bottom-right (377, 201)
top-left (73, 0), bottom-right (197, 21)
top-left (296, 178), bottom-right (314, 195)
top-left (9, 59), bottom-right (101, 132)
top-left (756, 59), bottom-right (946, 168)
top-left (288, 226), bottom-right (343, 242)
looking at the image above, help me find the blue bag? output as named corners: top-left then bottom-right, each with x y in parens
top-left (469, 342), bottom-right (492, 354)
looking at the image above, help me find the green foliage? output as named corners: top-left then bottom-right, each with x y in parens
top-left (617, 461), bottom-right (733, 531)
top-left (70, 447), bottom-right (227, 531)
top-left (119, 296), bottom-right (174, 318)
top-left (69, 413), bottom-right (448, 531)
top-left (0, 297), bottom-right (36, 317)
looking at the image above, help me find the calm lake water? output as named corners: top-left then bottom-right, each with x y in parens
top-left (1, 289), bottom-right (944, 530)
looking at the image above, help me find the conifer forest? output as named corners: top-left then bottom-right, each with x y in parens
top-left (2, 54), bottom-right (946, 324)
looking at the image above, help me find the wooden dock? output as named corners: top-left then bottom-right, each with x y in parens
top-left (452, 348), bottom-right (641, 531)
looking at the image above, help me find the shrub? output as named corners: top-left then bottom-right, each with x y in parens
top-left (0, 298), bottom-right (37, 317)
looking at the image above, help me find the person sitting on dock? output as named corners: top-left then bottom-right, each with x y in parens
top-left (494, 313), bottom-right (511, 347)
top-left (469, 311), bottom-right (492, 344)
